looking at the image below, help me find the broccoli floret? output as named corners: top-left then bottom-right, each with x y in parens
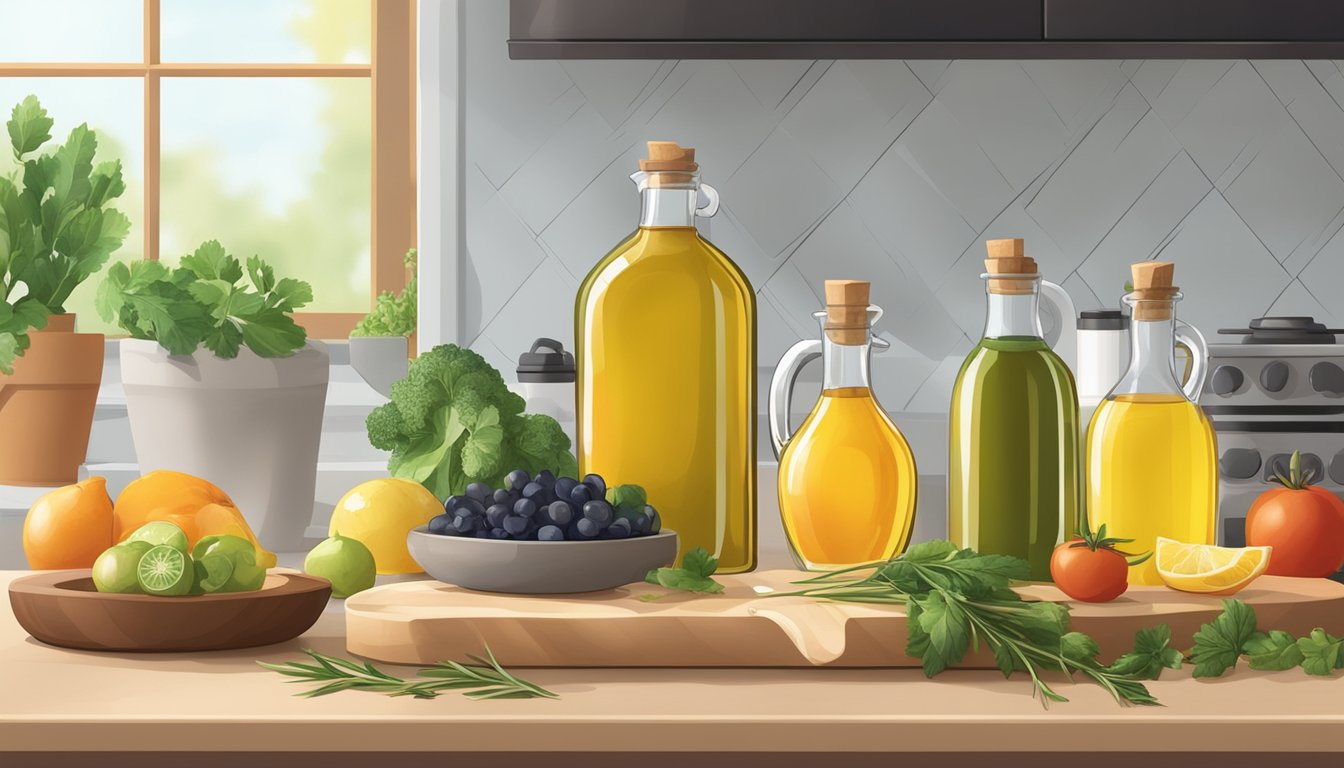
top-left (365, 344), bottom-right (577, 499)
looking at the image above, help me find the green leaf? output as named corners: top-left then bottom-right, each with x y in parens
top-left (202, 323), bottom-right (244, 360)
top-left (682, 547), bottom-right (719, 579)
top-left (7, 96), bottom-right (52, 158)
top-left (1244, 630), bottom-right (1306, 672)
top-left (644, 567), bottom-right (722, 594)
top-left (180, 240), bottom-right (242, 282)
top-left (87, 160), bottom-right (126, 208)
top-left (123, 281), bottom-right (212, 356)
top-left (1190, 599), bottom-right (1258, 678)
top-left (51, 122), bottom-right (96, 206)
top-left (914, 592), bottom-right (970, 676)
top-left (991, 639), bottom-right (1018, 678)
top-left (460, 407), bottom-right (504, 479)
top-left (237, 306), bottom-right (306, 357)
top-left (247, 254), bottom-right (275, 293)
top-left (0, 332), bottom-right (19, 374)
top-left (1297, 629), bottom-right (1344, 676)
top-left (1060, 632), bottom-right (1101, 669)
top-left (271, 277), bottom-right (313, 312)
top-left (394, 407), bottom-right (463, 484)
top-left (1107, 624), bottom-right (1182, 679)
top-left (903, 539), bottom-right (959, 563)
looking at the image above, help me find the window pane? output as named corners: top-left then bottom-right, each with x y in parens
top-left (161, 0), bottom-right (371, 64)
top-left (0, 79), bottom-right (144, 336)
top-left (0, 1), bottom-right (142, 62)
top-left (160, 77), bottom-right (371, 314)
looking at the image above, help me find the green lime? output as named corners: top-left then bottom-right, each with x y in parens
top-left (136, 545), bottom-right (192, 596)
top-left (303, 534), bottom-right (376, 599)
top-left (126, 521), bottom-right (190, 553)
top-left (195, 553), bottom-right (236, 593)
top-left (194, 534), bottom-right (266, 592)
top-left (91, 541), bottom-right (153, 594)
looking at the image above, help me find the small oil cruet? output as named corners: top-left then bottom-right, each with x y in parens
top-left (1087, 262), bottom-right (1216, 585)
top-left (769, 280), bottom-right (917, 570)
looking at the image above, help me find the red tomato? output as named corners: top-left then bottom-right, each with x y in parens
top-left (1246, 485), bottom-right (1344, 577)
top-left (1050, 538), bottom-right (1130, 602)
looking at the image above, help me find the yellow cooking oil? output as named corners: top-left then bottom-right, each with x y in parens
top-left (1086, 393), bottom-right (1217, 585)
top-left (576, 216), bottom-right (756, 572)
top-left (778, 386), bottom-right (916, 569)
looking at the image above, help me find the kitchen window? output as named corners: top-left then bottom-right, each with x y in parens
top-left (0, 0), bottom-right (416, 338)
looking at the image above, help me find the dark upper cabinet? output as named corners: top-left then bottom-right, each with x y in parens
top-left (1045, 0), bottom-right (1344, 41)
top-left (509, 0), bottom-right (1344, 59)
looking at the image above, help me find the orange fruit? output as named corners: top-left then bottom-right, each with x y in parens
top-left (23, 476), bottom-right (115, 569)
top-left (112, 470), bottom-right (277, 568)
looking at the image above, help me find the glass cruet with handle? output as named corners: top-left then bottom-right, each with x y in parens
top-left (1087, 261), bottom-right (1215, 586)
top-left (769, 280), bottom-right (917, 571)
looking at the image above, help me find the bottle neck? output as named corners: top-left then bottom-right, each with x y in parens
top-left (822, 335), bottom-right (872, 390)
top-left (983, 290), bottom-right (1043, 339)
top-left (639, 188), bottom-right (697, 228)
top-left (1114, 317), bottom-right (1184, 396)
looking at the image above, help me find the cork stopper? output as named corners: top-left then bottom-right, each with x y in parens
top-left (824, 280), bottom-right (871, 345)
top-left (1130, 261), bottom-right (1178, 321)
top-left (639, 141), bottom-right (699, 187)
top-left (984, 238), bottom-right (1038, 295)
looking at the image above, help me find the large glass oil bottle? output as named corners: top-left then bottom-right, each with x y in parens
top-left (949, 239), bottom-right (1080, 581)
top-left (770, 280), bottom-right (917, 570)
top-left (1087, 262), bottom-right (1216, 585)
top-left (575, 141), bottom-right (756, 572)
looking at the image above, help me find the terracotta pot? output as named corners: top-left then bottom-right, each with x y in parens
top-left (120, 339), bottom-right (330, 552)
top-left (0, 313), bottom-right (103, 486)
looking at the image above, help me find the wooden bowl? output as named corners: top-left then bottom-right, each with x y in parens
top-left (8, 570), bottom-right (331, 652)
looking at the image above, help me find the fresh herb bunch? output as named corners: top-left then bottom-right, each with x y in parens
top-left (260, 647), bottom-right (558, 701)
top-left (352, 247), bottom-right (416, 338)
top-left (779, 540), bottom-right (1170, 705)
top-left (97, 241), bottom-right (313, 358)
top-left (0, 96), bottom-right (131, 372)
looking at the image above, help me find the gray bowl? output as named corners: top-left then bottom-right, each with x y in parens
top-left (406, 527), bottom-right (679, 594)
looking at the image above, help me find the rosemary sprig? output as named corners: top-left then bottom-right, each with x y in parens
top-left (774, 540), bottom-right (1162, 707)
top-left (258, 646), bottom-right (559, 701)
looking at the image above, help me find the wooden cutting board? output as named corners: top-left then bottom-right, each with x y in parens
top-left (345, 571), bottom-right (1344, 667)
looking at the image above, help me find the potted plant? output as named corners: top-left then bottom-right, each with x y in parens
top-left (349, 247), bottom-right (416, 397)
top-left (97, 241), bottom-right (325, 551)
top-left (0, 96), bottom-right (131, 485)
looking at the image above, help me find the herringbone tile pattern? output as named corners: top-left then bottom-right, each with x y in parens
top-left (462, 2), bottom-right (1344, 413)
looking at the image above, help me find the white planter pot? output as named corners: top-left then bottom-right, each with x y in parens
top-left (119, 339), bottom-right (330, 552)
top-left (348, 335), bottom-right (409, 397)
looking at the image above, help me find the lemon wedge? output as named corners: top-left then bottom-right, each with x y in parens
top-left (1155, 538), bottom-right (1271, 595)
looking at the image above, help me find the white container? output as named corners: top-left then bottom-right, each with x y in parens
top-left (119, 339), bottom-right (330, 552)
top-left (348, 335), bottom-right (409, 397)
top-left (1076, 310), bottom-right (1129, 419)
top-left (512, 338), bottom-right (576, 447)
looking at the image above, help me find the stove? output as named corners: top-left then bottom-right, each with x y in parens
top-left (1198, 317), bottom-right (1344, 549)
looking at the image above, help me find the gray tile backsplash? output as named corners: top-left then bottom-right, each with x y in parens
top-left (461, 1), bottom-right (1344, 416)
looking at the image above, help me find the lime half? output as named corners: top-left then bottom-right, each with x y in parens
top-left (92, 541), bottom-right (152, 594)
top-left (126, 521), bottom-right (190, 554)
top-left (137, 545), bottom-right (192, 596)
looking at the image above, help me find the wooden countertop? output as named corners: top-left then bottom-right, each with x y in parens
top-left (4, 570), bottom-right (1344, 767)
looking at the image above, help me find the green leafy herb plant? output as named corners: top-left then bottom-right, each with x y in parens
top-left (351, 247), bottom-right (416, 337)
top-left (0, 95), bottom-right (131, 372)
top-left (260, 646), bottom-right (558, 700)
top-left (96, 240), bottom-right (313, 358)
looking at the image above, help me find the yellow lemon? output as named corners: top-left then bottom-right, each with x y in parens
top-left (1155, 538), bottom-right (1271, 595)
top-left (329, 478), bottom-right (441, 574)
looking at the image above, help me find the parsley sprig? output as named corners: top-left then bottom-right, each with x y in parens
top-left (644, 546), bottom-right (724, 596)
top-left (1190, 597), bottom-right (1344, 678)
top-left (777, 540), bottom-right (1168, 706)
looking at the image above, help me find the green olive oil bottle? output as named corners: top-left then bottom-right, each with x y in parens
top-left (948, 239), bottom-right (1080, 581)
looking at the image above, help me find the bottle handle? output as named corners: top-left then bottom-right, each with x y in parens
top-left (1039, 280), bottom-right (1078, 373)
top-left (768, 339), bottom-right (822, 459)
top-left (1175, 321), bottom-right (1209, 400)
top-left (696, 184), bottom-right (720, 218)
